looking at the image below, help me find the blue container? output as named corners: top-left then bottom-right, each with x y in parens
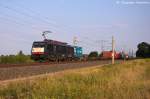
top-left (74, 46), bottom-right (83, 58)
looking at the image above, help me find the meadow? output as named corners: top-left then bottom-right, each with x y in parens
top-left (0, 59), bottom-right (150, 99)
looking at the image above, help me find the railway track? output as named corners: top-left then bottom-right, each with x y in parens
top-left (0, 61), bottom-right (89, 68)
top-left (0, 60), bottom-right (122, 81)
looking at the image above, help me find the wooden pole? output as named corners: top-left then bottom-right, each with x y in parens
top-left (112, 36), bottom-right (115, 64)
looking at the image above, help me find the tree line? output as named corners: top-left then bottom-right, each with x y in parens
top-left (0, 51), bottom-right (33, 64)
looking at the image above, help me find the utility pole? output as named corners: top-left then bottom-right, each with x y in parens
top-left (132, 49), bottom-right (134, 58)
top-left (112, 36), bottom-right (115, 64)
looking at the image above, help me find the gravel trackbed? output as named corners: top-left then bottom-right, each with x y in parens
top-left (0, 60), bottom-right (114, 81)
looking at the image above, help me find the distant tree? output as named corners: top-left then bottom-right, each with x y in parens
top-left (18, 50), bottom-right (24, 56)
top-left (136, 42), bottom-right (150, 58)
top-left (88, 51), bottom-right (99, 58)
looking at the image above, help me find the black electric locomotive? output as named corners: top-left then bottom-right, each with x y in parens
top-left (31, 39), bottom-right (83, 62)
top-left (31, 39), bottom-right (76, 61)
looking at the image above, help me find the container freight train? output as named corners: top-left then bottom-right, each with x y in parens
top-left (31, 39), bottom-right (83, 61)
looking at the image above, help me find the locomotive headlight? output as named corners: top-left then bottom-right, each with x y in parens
top-left (32, 47), bottom-right (44, 52)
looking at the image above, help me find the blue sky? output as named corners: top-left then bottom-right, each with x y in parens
top-left (0, 0), bottom-right (150, 55)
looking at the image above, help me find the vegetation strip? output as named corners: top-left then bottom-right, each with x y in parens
top-left (0, 59), bottom-right (149, 99)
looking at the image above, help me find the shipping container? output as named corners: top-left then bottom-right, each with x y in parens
top-left (100, 51), bottom-right (121, 59)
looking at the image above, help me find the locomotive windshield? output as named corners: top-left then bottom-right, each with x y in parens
top-left (33, 42), bottom-right (45, 48)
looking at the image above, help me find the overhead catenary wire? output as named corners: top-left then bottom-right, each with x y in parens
top-left (0, 16), bottom-right (42, 43)
top-left (0, 2), bottom-right (116, 54)
top-left (80, 36), bottom-right (112, 51)
top-left (0, 3), bottom-right (112, 43)
top-left (10, 3), bottom-right (61, 27)
top-left (0, 4), bottom-right (60, 32)
top-left (0, 4), bottom-right (73, 41)
top-left (12, 2), bottom-right (77, 33)
top-left (0, 6), bottom-right (48, 32)
top-left (0, 14), bottom-right (42, 32)
top-left (0, 3), bottom-right (76, 34)
top-left (0, 6), bottom-right (99, 46)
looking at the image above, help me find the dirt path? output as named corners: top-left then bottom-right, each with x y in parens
top-left (0, 60), bottom-right (119, 81)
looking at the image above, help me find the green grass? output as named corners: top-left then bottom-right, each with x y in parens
top-left (0, 59), bottom-right (150, 99)
top-left (0, 55), bottom-right (34, 64)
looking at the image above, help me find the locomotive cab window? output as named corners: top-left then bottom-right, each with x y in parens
top-left (33, 42), bottom-right (45, 48)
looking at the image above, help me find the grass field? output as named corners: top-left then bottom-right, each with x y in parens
top-left (0, 59), bottom-right (150, 99)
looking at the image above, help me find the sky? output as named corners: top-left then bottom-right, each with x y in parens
top-left (0, 0), bottom-right (150, 55)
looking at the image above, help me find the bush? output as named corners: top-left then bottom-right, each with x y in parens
top-left (136, 42), bottom-right (150, 58)
top-left (88, 51), bottom-right (98, 58)
top-left (88, 51), bottom-right (99, 60)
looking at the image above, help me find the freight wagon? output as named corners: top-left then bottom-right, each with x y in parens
top-left (100, 51), bottom-right (121, 59)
